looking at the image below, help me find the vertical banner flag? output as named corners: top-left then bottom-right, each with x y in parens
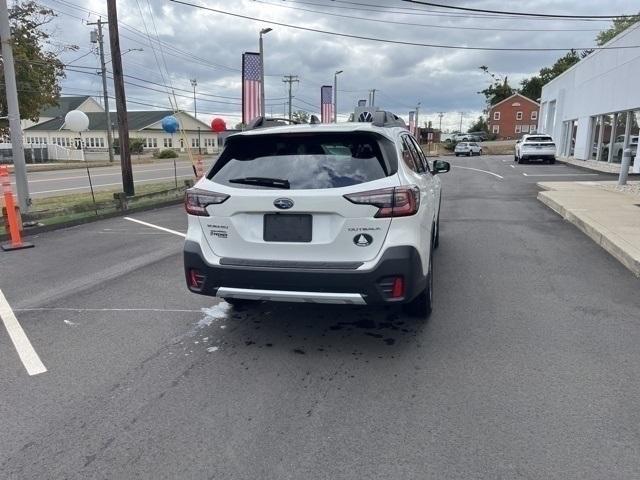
top-left (321, 85), bottom-right (333, 123)
top-left (409, 111), bottom-right (415, 135)
top-left (242, 52), bottom-right (262, 124)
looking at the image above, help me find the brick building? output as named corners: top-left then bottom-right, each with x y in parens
top-left (487, 93), bottom-right (540, 140)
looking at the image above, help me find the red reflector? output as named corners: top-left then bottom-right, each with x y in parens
top-left (391, 276), bottom-right (405, 298)
top-left (188, 269), bottom-right (205, 289)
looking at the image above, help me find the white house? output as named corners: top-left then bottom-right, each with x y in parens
top-left (538, 23), bottom-right (640, 166)
top-left (22, 96), bottom-right (221, 158)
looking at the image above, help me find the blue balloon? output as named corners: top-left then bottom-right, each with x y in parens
top-left (161, 115), bottom-right (179, 133)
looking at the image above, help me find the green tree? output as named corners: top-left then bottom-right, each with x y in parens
top-left (596, 13), bottom-right (640, 45)
top-left (0, 2), bottom-right (66, 124)
top-left (291, 110), bottom-right (309, 124)
top-left (519, 50), bottom-right (582, 101)
top-left (468, 116), bottom-right (488, 133)
top-left (478, 66), bottom-right (514, 108)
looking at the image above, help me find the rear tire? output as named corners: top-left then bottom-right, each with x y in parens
top-left (549, 158), bottom-right (556, 164)
top-left (403, 241), bottom-right (433, 319)
top-left (223, 298), bottom-right (260, 308)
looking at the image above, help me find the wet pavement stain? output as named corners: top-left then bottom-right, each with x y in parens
top-left (293, 349), bottom-right (306, 355)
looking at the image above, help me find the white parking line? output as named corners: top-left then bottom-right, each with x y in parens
top-left (124, 217), bottom-right (186, 237)
top-left (510, 165), bottom-right (515, 169)
top-left (452, 165), bottom-right (504, 179)
top-left (16, 307), bottom-right (201, 313)
top-left (522, 173), bottom-right (599, 177)
top-left (0, 289), bottom-right (47, 376)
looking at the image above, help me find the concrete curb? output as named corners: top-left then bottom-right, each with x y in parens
top-left (537, 190), bottom-right (640, 277)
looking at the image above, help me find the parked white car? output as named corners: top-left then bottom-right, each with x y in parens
top-left (603, 135), bottom-right (638, 163)
top-left (454, 142), bottom-right (482, 156)
top-left (515, 134), bottom-right (556, 164)
top-left (184, 111), bottom-right (450, 317)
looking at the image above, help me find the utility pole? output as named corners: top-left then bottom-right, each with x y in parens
top-left (370, 89), bottom-right (376, 107)
top-left (190, 78), bottom-right (201, 154)
top-left (282, 75), bottom-right (299, 121)
top-left (107, 0), bottom-right (134, 195)
top-left (438, 112), bottom-right (444, 131)
top-left (0, 0), bottom-right (30, 211)
top-left (88, 18), bottom-right (115, 164)
top-left (415, 102), bottom-right (421, 141)
top-left (459, 111), bottom-right (465, 132)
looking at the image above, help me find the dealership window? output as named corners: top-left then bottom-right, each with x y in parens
top-left (515, 125), bottom-right (521, 133)
top-left (163, 138), bottom-right (173, 148)
top-left (516, 111), bottom-right (523, 120)
top-left (492, 125), bottom-right (499, 134)
top-left (145, 138), bottom-right (158, 148)
top-left (589, 116), bottom-right (601, 160)
top-left (530, 125), bottom-right (537, 133)
top-left (522, 125), bottom-right (530, 133)
top-left (191, 138), bottom-right (200, 148)
top-left (204, 138), bottom-right (216, 147)
top-left (531, 111), bottom-right (538, 120)
top-left (493, 111), bottom-right (500, 121)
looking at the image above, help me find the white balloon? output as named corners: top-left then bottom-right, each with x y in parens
top-left (64, 110), bottom-right (90, 132)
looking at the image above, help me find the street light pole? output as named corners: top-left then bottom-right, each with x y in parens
top-left (415, 102), bottom-right (421, 140)
top-left (190, 78), bottom-right (201, 154)
top-left (0, 0), bottom-right (30, 211)
top-left (259, 28), bottom-right (272, 117)
top-left (333, 70), bottom-right (343, 123)
top-left (89, 18), bottom-right (115, 164)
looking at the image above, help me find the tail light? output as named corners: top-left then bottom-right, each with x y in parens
top-left (185, 188), bottom-right (229, 216)
top-left (344, 186), bottom-right (420, 218)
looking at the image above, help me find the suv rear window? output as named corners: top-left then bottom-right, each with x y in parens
top-left (209, 132), bottom-right (390, 190)
top-left (525, 136), bottom-right (553, 142)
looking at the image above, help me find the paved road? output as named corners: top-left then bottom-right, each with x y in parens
top-left (1, 155), bottom-right (639, 479)
top-left (7, 160), bottom-right (204, 197)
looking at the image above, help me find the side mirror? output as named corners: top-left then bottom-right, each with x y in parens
top-left (433, 160), bottom-right (450, 174)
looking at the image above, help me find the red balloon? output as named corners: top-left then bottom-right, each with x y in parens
top-left (211, 118), bottom-right (226, 132)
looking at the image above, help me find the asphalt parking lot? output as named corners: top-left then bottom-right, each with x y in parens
top-left (1, 155), bottom-right (639, 479)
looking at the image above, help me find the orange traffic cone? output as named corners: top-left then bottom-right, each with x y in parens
top-left (1, 165), bottom-right (34, 251)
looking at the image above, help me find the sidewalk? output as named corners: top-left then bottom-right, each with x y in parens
top-left (557, 156), bottom-right (640, 174)
top-left (537, 181), bottom-right (640, 276)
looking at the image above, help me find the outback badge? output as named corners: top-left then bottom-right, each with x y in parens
top-left (353, 234), bottom-right (373, 247)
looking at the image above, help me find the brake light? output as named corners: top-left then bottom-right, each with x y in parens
top-left (344, 186), bottom-right (420, 218)
top-left (188, 269), bottom-right (206, 290)
top-left (185, 188), bottom-right (229, 216)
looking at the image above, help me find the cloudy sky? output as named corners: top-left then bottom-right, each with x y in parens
top-left (41, 0), bottom-right (638, 131)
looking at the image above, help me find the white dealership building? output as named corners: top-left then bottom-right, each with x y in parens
top-left (538, 23), bottom-right (640, 168)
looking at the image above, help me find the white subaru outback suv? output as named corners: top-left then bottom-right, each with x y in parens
top-left (183, 111), bottom-right (450, 317)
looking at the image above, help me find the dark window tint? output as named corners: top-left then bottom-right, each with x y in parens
top-left (210, 133), bottom-right (389, 190)
top-left (408, 135), bottom-right (431, 172)
top-left (401, 136), bottom-right (423, 173)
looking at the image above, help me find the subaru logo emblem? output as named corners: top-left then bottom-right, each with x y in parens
top-left (274, 198), bottom-right (294, 210)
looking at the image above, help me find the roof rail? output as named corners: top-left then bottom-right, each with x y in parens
top-left (371, 111), bottom-right (406, 128)
top-left (245, 116), bottom-right (299, 130)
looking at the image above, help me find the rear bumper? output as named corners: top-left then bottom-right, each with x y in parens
top-left (521, 152), bottom-right (555, 160)
top-left (183, 241), bottom-right (426, 305)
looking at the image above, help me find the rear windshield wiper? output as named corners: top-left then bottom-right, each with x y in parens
top-left (228, 177), bottom-right (290, 189)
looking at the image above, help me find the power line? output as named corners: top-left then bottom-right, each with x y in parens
top-left (252, 0), bottom-right (601, 31)
top-left (276, 0), bottom-right (609, 22)
top-left (169, 0), bottom-right (640, 52)
top-left (401, 0), bottom-right (638, 19)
